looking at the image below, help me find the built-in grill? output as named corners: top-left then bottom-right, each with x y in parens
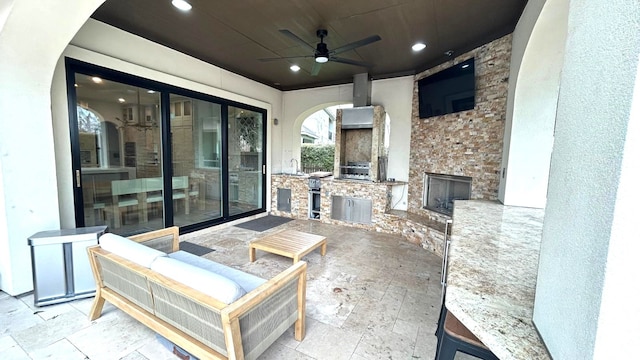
top-left (339, 161), bottom-right (371, 181)
top-left (308, 178), bottom-right (321, 219)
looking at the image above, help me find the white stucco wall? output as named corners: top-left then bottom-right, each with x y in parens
top-left (370, 76), bottom-right (413, 210)
top-left (499, 0), bottom-right (567, 208)
top-left (53, 19), bottom-right (283, 229)
top-left (0, 0), bottom-right (105, 295)
top-left (592, 57), bottom-right (640, 358)
top-left (533, 0), bottom-right (640, 358)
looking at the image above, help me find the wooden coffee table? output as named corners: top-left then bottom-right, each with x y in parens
top-left (249, 229), bottom-right (327, 263)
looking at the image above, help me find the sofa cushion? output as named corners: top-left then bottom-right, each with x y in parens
top-left (151, 256), bottom-right (246, 304)
top-left (169, 250), bottom-right (267, 293)
top-left (99, 233), bottom-right (167, 268)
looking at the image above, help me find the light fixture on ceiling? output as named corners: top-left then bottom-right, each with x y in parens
top-left (444, 50), bottom-right (454, 57)
top-left (172, 0), bottom-right (192, 11)
top-left (91, 76), bottom-right (102, 84)
top-left (147, 90), bottom-right (156, 94)
top-left (461, 64), bottom-right (470, 69)
top-left (412, 43), bottom-right (427, 52)
top-left (290, 65), bottom-right (301, 72)
top-left (118, 98), bottom-right (126, 103)
top-left (315, 55), bottom-right (329, 63)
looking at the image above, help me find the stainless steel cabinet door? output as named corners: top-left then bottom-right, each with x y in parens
top-left (350, 198), bottom-right (372, 224)
top-left (331, 196), bottom-right (372, 224)
top-left (277, 188), bottom-right (291, 212)
top-left (331, 195), bottom-right (348, 221)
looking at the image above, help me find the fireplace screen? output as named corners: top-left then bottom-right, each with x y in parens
top-left (423, 173), bottom-right (472, 215)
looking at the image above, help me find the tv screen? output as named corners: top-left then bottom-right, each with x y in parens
top-left (418, 58), bottom-right (475, 119)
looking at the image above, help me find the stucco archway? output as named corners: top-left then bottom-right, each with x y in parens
top-left (499, 0), bottom-right (569, 208)
top-left (287, 102), bottom-right (351, 170)
top-left (0, 0), bottom-right (105, 294)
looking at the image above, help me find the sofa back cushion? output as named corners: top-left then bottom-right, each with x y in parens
top-left (151, 257), bottom-right (247, 304)
top-left (99, 233), bottom-right (167, 268)
top-left (169, 250), bottom-right (266, 293)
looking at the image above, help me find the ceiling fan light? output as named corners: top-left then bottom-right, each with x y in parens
top-left (315, 56), bottom-right (329, 63)
top-left (172, 0), bottom-right (192, 11)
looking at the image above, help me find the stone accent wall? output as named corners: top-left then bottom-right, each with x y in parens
top-left (270, 175), bottom-right (448, 255)
top-left (407, 34), bottom-right (512, 217)
top-left (323, 179), bottom-right (391, 229)
top-left (270, 175), bottom-right (399, 230)
top-left (270, 175), bottom-right (309, 219)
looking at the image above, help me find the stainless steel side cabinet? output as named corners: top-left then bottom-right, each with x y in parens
top-left (28, 225), bottom-right (107, 306)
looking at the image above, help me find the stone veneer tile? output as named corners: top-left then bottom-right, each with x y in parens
top-left (12, 311), bottom-right (89, 353)
top-left (295, 318), bottom-right (363, 360)
top-left (353, 329), bottom-right (415, 359)
top-left (408, 34), bottom-right (512, 216)
top-left (28, 338), bottom-right (88, 360)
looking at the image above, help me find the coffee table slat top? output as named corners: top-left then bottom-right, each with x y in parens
top-left (249, 230), bottom-right (326, 263)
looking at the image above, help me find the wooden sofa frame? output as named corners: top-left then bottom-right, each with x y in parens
top-left (87, 227), bottom-right (307, 360)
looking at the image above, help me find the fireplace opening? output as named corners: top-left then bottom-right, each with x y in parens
top-left (423, 173), bottom-right (472, 216)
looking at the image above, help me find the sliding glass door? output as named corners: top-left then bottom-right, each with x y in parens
top-left (73, 73), bottom-right (165, 234)
top-left (67, 59), bottom-right (267, 235)
top-left (169, 94), bottom-right (223, 227)
top-left (228, 106), bottom-right (265, 216)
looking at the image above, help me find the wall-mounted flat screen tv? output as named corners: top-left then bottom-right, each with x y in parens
top-left (418, 58), bottom-right (475, 119)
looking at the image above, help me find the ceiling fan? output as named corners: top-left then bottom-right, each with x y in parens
top-left (259, 29), bottom-right (381, 76)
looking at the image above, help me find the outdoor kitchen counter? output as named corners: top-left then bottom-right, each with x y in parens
top-left (446, 200), bottom-right (550, 360)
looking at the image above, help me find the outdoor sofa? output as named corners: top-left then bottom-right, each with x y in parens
top-left (86, 226), bottom-right (307, 360)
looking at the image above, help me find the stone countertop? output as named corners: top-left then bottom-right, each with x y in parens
top-left (271, 173), bottom-right (407, 186)
top-left (446, 200), bottom-right (550, 360)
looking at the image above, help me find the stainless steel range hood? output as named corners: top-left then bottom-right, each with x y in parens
top-left (341, 106), bottom-right (374, 129)
top-left (341, 73), bottom-right (373, 129)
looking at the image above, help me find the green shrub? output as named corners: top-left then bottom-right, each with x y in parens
top-left (301, 144), bottom-right (335, 172)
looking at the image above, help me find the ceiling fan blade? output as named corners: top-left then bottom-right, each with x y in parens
top-left (331, 35), bottom-right (381, 55)
top-left (331, 57), bottom-right (371, 67)
top-left (258, 55), bottom-right (313, 62)
top-left (279, 29), bottom-right (317, 52)
top-left (311, 62), bottom-right (323, 76)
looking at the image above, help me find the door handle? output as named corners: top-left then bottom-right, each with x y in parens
top-left (75, 170), bottom-right (81, 188)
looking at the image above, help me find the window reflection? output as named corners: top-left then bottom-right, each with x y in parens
top-left (70, 63), bottom-right (267, 234)
top-left (228, 107), bottom-right (264, 215)
top-left (169, 94), bottom-right (223, 226)
top-left (75, 74), bottom-right (163, 234)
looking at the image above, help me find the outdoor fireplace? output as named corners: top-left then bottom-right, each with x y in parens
top-left (423, 173), bottom-right (472, 215)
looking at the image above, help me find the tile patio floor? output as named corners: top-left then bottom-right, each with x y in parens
top-left (0, 219), bottom-right (477, 359)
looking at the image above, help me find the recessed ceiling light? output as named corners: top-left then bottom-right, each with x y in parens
top-left (412, 43), bottom-right (427, 52)
top-left (118, 98), bottom-right (126, 103)
top-left (172, 0), bottom-right (192, 11)
top-left (91, 77), bottom-right (102, 84)
top-left (461, 64), bottom-right (470, 69)
top-left (290, 65), bottom-right (301, 72)
top-left (147, 90), bottom-right (156, 94)
top-left (74, 83), bottom-right (78, 87)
